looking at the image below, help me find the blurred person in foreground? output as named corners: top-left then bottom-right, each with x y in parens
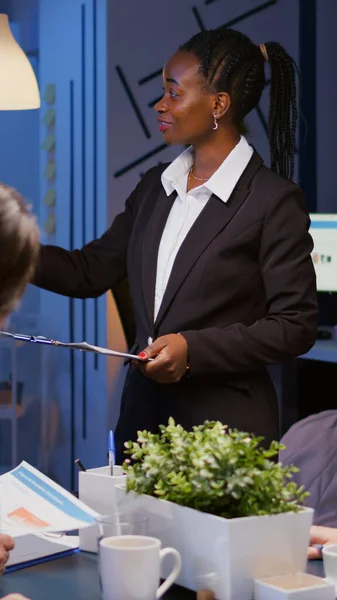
top-left (0, 182), bottom-right (39, 599)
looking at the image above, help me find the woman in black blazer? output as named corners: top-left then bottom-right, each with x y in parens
top-left (33, 28), bottom-right (318, 462)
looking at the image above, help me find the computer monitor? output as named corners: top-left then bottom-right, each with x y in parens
top-left (309, 214), bottom-right (337, 292)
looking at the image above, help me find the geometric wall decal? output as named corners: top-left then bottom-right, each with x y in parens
top-left (115, 65), bottom-right (151, 139)
top-left (43, 188), bottom-right (56, 207)
top-left (43, 214), bottom-right (56, 235)
top-left (41, 134), bottom-right (56, 152)
top-left (44, 84), bottom-right (55, 105)
top-left (43, 108), bottom-right (55, 126)
top-left (43, 161), bottom-right (56, 180)
top-left (112, 0), bottom-right (284, 180)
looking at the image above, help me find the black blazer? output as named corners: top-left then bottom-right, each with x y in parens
top-left (34, 151), bottom-right (318, 461)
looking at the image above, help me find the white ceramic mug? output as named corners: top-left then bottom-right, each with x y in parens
top-left (323, 543), bottom-right (337, 587)
top-left (99, 535), bottom-right (181, 600)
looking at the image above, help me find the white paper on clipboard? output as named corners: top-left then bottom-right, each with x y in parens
top-left (52, 340), bottom-right (151, 361)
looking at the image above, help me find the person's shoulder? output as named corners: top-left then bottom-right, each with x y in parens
top-left (140, 163), bottom-right (170, 183)
top-left (127, 163), bottom-right (170, 202)
top-left (254, 163), bottom-right (301, 195)
top-left (126, 163), bottom-right (170, 209)
top-left (250, 162), bottom-right (306, 217)
top-left (246, 158), bottom-right (308, 222)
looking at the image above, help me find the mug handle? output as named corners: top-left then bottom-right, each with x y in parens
top-left (156, 547), bottom-right (182, 599)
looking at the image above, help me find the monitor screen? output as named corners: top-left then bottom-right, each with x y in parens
top-left (309, 214), bottom-right (337, 292)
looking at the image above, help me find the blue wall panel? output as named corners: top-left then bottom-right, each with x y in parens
top-left (39, 0), bottom-right (108, 489)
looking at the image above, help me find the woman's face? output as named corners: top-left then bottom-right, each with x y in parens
top-left (155, 51), bottom-right (216, 147)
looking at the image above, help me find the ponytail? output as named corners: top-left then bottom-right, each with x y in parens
top-left (264, 41), bottom-right (298, 180)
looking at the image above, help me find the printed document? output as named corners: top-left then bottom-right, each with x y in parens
top-left (0, 461), bottom-right (99, 567)
top-left (0, 460), bottom-right (98, 537)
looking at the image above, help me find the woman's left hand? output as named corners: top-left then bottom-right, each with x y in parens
top-left (0, 534), bottom-right (14, 574)
top-left (135, 334), bottom-right (189, 383)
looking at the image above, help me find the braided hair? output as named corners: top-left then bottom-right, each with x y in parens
top-left (180, 28), bottom-right (297, 180)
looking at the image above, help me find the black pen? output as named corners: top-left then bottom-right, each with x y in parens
top-left (74, 458), bottom-right (86, 472)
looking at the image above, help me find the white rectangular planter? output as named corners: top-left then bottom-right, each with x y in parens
top-left (116, 487), bottom-right (313, 600)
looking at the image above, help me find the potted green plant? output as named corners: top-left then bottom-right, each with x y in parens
top-left (116, 419), bottom-right (313, 600)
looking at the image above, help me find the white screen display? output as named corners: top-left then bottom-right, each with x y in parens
top-left (309, 214), bottom-right (337, 292)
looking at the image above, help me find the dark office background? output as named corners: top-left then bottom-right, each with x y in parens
top-left (0, 0), bottom-right (335, 490)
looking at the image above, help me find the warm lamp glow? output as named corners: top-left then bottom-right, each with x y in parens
top-left (0, 14), bottom-right (40, 110)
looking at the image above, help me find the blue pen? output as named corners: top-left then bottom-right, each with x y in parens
top-left (108, 430), bottom-right (115, 476)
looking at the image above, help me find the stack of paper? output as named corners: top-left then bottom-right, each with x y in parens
top-left (6, 534), bottom-right (79, 570)
top-left (0, 461), bottom-right (99, 570)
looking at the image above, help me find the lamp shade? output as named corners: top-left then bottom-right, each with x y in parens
top-left (0, 14), bottom-right (40, 110)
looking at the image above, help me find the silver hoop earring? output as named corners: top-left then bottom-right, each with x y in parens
top-left (213, 116), bottom-right (218, 131)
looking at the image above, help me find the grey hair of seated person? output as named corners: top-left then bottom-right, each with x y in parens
top-left (0, 184), bottom-right (39, 320)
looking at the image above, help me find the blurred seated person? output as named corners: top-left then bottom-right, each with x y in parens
top-left (280, 411), bottom-right (337, 528)
top-left (0, 183), bottom-right (39, 597)
top-left (280, 411), bottom-right (337, 562)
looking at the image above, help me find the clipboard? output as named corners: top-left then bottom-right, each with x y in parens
top-left (5, 548), bottom-right (80, 573)
top-left (5, 533), bottom-right (80, 573)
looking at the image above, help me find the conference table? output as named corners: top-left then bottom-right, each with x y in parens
top-left (0, 551), bottom-right (325, 599)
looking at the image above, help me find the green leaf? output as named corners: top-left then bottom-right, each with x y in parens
top-left (122, 419), bottom-right (307, 518)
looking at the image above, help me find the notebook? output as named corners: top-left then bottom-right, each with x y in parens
top-left (5, 532), bottom-right (79, 572)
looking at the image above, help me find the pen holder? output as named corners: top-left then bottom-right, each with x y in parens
top-left (79, 465), bottom-right (125, 553)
